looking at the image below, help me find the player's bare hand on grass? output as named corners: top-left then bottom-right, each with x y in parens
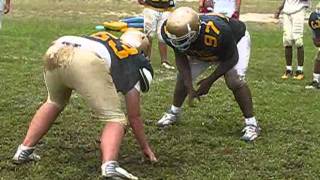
top-left (143, 147), bottom-right (158, 163)
top-left (195, 77), bottom-right (213, 98)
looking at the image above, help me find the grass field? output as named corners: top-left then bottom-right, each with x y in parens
top-left (1, 0), bottom-right (320, 179)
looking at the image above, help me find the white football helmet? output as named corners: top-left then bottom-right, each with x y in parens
top-left (165, 7), bottom-right (200, 51)
top-left (120, 29), bottom-right (151, 58)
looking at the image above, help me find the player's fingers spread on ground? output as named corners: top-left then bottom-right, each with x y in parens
top-left (143, 148), bottom-right (158, 163)
top-left (195, 84), bottom-right (210, 97)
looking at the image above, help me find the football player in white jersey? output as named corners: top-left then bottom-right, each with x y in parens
top-left (199, 0), bottom-right (241, 19)
top-left (275, 0), bottom-right (310, 80)
top-left (0, 0), bottom-right (10, 29)
top-left (12, 30), bottom-right (157, 180)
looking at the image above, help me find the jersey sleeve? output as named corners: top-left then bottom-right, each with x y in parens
top-left (220, 27), bottom-right (238, 61)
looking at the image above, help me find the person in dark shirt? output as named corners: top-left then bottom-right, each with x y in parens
top-left (157, 7), bottom-right (260, 142)
top-left (306, 4), bottom-right (320, 89)
top-left (12, 30), bottom-right (157, 180)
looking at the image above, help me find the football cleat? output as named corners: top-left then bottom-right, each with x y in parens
top-left (157, 110), bottom-right (179, 127)
top-left (102, 161), bottom-right (138, 180)
top-left (161, 61), bottom-right (175, 70)
top-left (241, 124), bottom-right (261, 142)
top-left (305, 80), bottom-right (320, 89)
top-left (12, 145), bottom-right (41, 164)
top-left (293, 70), bottom-right (304, 80)
top-left (281, 70), bottom-right (293, 79)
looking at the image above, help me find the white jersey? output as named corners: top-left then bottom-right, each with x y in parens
top-left (283, 0), bottom-right (309, 14)
top-left (54, 36), bottom-right (112, 69)
top-left (213, 0), bottom-right (236, 18)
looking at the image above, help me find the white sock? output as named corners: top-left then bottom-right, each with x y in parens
top-left (170, 105), bottom-right (181, 114)
top-left (19, 144), bottom-right (35, 150)
top-left (297, 66), bottom-right (303, 71)
top-left (313, 73), bottom-right (320, 82)
top-left (286, 66), bottom-right (292, 71)
top-left (245, 117), bottom-right (257, 126)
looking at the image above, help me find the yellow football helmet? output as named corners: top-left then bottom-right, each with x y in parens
top-left (165, 7), bottom-right (200, 51)
top-left (120, 29), bottom-right (151, 58)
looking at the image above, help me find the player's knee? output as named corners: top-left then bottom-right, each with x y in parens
top-left (225, 75), bottom-right (246, 91)
top-left (45, 98), bottom-right (66, 111)
top-left (294, 38), bottom-right (303, 47)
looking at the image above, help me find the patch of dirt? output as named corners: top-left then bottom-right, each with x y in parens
top-left (240, 13), bottom-right (279, 23)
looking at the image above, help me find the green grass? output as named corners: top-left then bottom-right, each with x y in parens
top-left (1, 0), bottom-right (320, 179)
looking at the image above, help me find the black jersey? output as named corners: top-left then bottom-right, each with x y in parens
top-left (309, 11), bottom-right (320, 39)
top-left (161, 14), bottom-right (246, 62)
top-left (85, 32), bottom-right (153, 94)
top-left (144, 0), bottom-right (175, 9)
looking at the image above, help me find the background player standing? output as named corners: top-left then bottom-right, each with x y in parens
top-left (275, 0), bottom-right (310, 80)
top-left (138, 0), bottom-right (176, 70)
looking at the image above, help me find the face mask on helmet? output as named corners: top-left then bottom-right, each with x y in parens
top-left (164, 7), bottom-right (200, 52)
top-left (165, 24), bottom-right (198, 52)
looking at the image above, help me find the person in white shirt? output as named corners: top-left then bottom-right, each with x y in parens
top-left (138, 0), bottom-right (176, 70)
top-left (199, 0), bottom-right (241, 19)
top-left (275, 0), bottom-right (310, 80)
top-left (0, 0), bottom-right (10, 29)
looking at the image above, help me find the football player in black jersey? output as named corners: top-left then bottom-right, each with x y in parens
top-left (157, 7), bottom-right (260, 141)
top-left (306, 3), bottom-right (320, 89)
top-left (12, 30), bottom-right (157, 179)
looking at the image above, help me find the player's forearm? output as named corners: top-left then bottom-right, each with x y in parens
top-left (125, 89), bottom-right (150, 150)
top-left (129, 116), bottom-right (150, 150)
